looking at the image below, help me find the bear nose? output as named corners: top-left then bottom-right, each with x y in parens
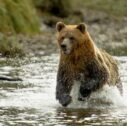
top-left (61, 44), bottom-right (66, 50)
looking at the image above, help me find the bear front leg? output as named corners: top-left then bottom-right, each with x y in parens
top-left (56, 67), bottom-right (72, 107)
top-left (78, 79), bottom-right (100, 100)
top-left (78, 60), bottom-right (109, 100)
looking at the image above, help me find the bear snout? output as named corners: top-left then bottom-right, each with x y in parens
top-left (61, 44), bottom-right (67, 51)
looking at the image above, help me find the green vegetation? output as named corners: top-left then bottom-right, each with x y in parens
top-left (0, 0), bottom-right (126, 57)
top-left (0, 0), bottom-right (40, 57)
top-left (0, 0), bottom-right (40, 34)
top-left (34, 0), bottom-right (84, 27)
top-left (78, 0), bottom-right (127, 17)
top-left (0, 34), bottom-right (24, 57)
top-left (34, 0), bottom-right (72, 17)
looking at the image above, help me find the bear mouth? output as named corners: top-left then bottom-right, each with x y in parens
top-left (61, 47), bottom-right (72, 55)
top-left (62, 49), bottom-right (71, 55)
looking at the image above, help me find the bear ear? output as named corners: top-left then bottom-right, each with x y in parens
top-left (76, 23), bottom-right (87, 33)
top-left (56, 22), bottom-right (65, 32)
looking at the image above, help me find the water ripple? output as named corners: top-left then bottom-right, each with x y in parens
top-left (0, 54), bottom-right (127, 125)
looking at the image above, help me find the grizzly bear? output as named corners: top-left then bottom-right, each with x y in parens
top-left (55, 22), bottom-right (123, 107)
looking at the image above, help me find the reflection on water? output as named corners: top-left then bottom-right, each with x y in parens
top-left (0, 54), bottom-right (127, 126)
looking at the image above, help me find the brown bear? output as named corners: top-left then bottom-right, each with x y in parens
top-left (55, 22), bottom-right (123, 107)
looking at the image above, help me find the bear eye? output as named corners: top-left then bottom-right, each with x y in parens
top-left (69, 37), bottom-right (74, 40)
top-left (61, 36), bottom-right (64, 40)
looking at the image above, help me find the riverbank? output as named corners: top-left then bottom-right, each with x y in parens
top-left (18, 8), bottom-right (127, 57)
top-left (0, 6), bottom-right (127, 57)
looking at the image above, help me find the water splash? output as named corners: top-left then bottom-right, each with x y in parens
top-left (69, 56), bottom-right (127, 108)
top-left (0, 55), bottom-right (127, 125)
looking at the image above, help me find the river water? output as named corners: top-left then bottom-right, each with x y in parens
top-left (0, 53), bottom-right (127, 126)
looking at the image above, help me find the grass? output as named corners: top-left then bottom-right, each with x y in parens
top-left (76, 0), bottom-right (127, 17)
top-left (0, 0), bottom-right (40, 34)
top-left (0, 34), bottom-right (25, 57)
top-left (0, 0), bottom-right (41, 57)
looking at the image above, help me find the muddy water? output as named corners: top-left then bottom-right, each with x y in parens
top-left (0, 54), bottom-right (127, 126)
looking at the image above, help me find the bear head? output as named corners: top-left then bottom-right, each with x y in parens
top-left (56, 22), bottom-right (87, 55)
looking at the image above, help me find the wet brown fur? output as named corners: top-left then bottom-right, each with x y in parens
top-left (58, 26), bottom-right (95, 73)
top-left (56, 22), bottom-right (123, 106)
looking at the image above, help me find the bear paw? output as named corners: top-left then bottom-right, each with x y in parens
top-left (59, 94), bottom-right (72, 107)
top-left (78, 85), bottom-right (92, 100)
